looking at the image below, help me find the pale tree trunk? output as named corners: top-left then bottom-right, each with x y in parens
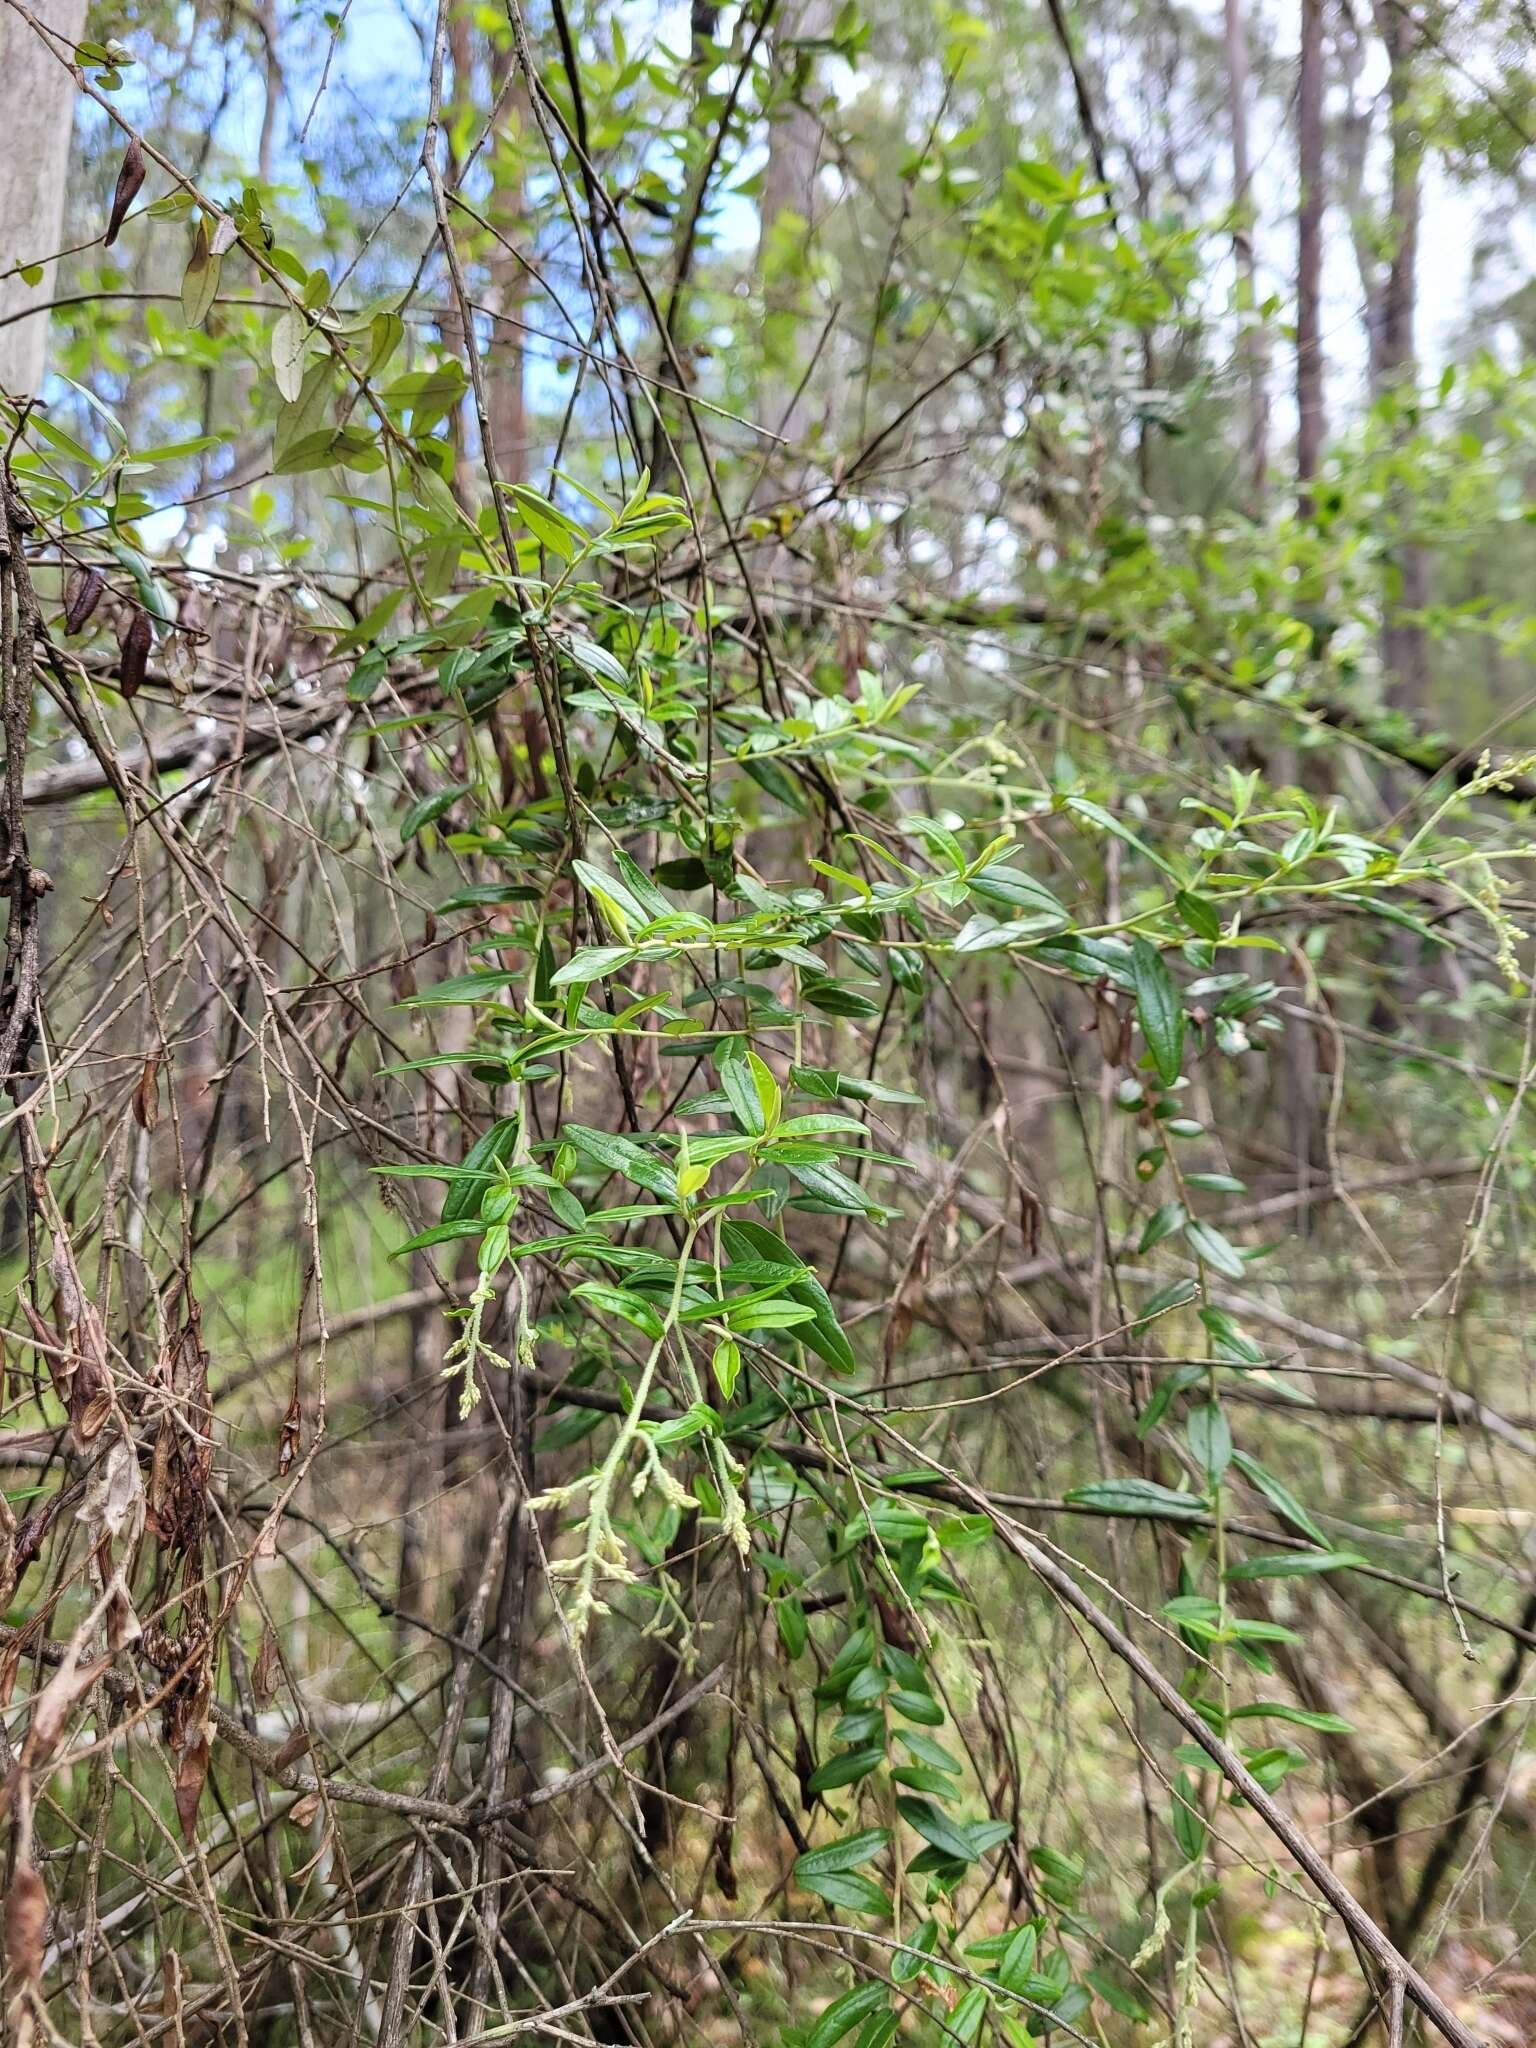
top-left (755, 0), bottom-right (832, 478)
top-left (441, 25), bottom-right (526, 504)
top-left (1372, 0), bottom-right (1429, 708)
top-left (1295, 0), bottom-right (1325, 499)
top-left (1286, 0), bottom-right (1328, 1208)
top-left (1374, 0), bottom-right (1420, 392)
top-left (752, 0), bottom-right (833, 616)
top-left (1223, 0), bottom-right (1268, 510)
top-left (0, 0), bottom-right (86, 397)
top-left (485, 45), bottom-right (527, 489)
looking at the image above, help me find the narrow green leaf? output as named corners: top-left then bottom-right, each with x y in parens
top-left (807, 1984), bottom-right (888, 2048)
top-left (1131, 937), bottom-right (1184, 1086)
top-left (400, 782), bottom-right (472, 843)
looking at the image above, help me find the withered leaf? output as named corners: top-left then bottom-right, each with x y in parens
top-left (4, 1859), bottom-right (47, 2007)
top-left (63, 565), bottom-right (105, 635)
top-left (104, 136), bottom-right (145, 247)
top-left (288, 1791), bottom-right (320, 1828)
top-left (181, 217), bottom-right (221, 326)
top-left (132, 1053), bottom-right (160, 1132)
top-left (47, 1239), bottom-right (111, 1448)
top-left (174, 1731), bottom-right (210, 1843)
top-left (0, 1633), bottom-right (24, 1707)
top-left (252, 1623), bottom-right (281, 1703)
top-left (277, 1388), bottom-right (301, 1476)
top-left (1018, 1184), bottom-right (1043, 1256)
top-left (118, 607), bottom-right (153, 699)
top-left (73, 1387), bottom-right (113, 1443)
top-left (271, 1724), bottom-right (309, 1773)
top-left (162, 1950), bottom-right (183, 2020)
top-left (146, 1298), bottom-right (212, 1553)
top-left (21, 1645), bottom-right (112, 1769)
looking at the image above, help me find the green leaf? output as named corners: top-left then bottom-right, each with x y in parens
top-left (1225, 1548), bottom-right (1369, 1581)
top-left (720, 1220), bottom-right (856, 1374)
top-left (550, 945), bottom-right (636, 990)
top-left (892, 1919), bottom-right (938, 1983)
top-left (799, 1870), bottom-right (893, 1915)
top-left (897, 1730), bottom-right (962, 1775)
top-left (1186, 1403), bottom-right (1232, 1482)
top-left (889, 1688), bottom-right (944, 1726)
top-left (1183, 1217), bottom-right (1248, 1281)
top-left (1064, 1478), bottom-right (1204, 1520)
top-left (273, 358), bottom-right (334, 471)
top-left (391, 1217), bottom-right (485, 1255)
top-left (1229, 1701), bottom-right (1355, 1733)
top-left (509, 483), bottom-right (587, 558)
top-left (793, 1829), bottom-right (890, 1881)
top-left (400, 782), bottom-right (472, 843)
top-left (718, 1040), bottom-right (767, 1135)
top-left (996, 1924), bottom-right (1038, 1994)
top-left (1131, 937), bottom-right (1184, 1086)
top-left (949, 1986), bottom-right (988, 2046)
top-left (806, 1984), bottom-right (888, 2048)
top-left (1137, 1277), bottom-right (1199, 1321)
top-left (1170, 1770), bottom-right (1206, 1864)
top-left (563, 1124), bottom-right (679, 1202)
top-left (271, 308), bottom-right (308, 402)
top-left (1229, 1449), bottom-right (1329, 1547)
top-left (1175, 889), bottom-right (1222, 941)
top-left (775, 1595), bottom-right (807, 1659)
top-left (712, 1338), bottom-right (741, 1400)
top-left (790, 1066), bottom-right (922, 1107)
top-left (181, 218), bottom-right (220, 326)
top-left (1138, 1200), bottom-right (1186, 1252)
top-left (1085, 1970), bottom-right (1149, 2022)
top-left (442, 1117), bottom-right (521, 1225)
top-left (808, 1746), bottom-right (885, 1794)
top-left (968, 867), bottom-right (1066, 918)
top-left (1065, 795), bottom-right (1179, 877)
top-left (569, 1282), bottom-right (665, 1341)
top-left (895, 1795), bottom-right (981, 1865)
top-left (724, 1299), bottom-right (816, 1332)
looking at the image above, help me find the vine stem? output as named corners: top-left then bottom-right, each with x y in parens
top-left (967, 1493), bottom-right (1487, 2048)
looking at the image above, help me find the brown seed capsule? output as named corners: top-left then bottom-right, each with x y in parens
top-left (104, 136), bottom-right (145, 248)
top-left (63, 565), bottom-right (105, 635)
top-left (118, 607), bottom-right (153, 698)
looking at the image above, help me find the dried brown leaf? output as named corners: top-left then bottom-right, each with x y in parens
top-left (277, 1389), bottom-right (301, 1476)
top-left (252, 1623), bottom-right (281, 1704)
top-left (118, 607), bottom-right (153, 699)
top-left (132, 1053), bottom-right (160, 1132)
top-left (174, 1731), bottom-right (209, 1843)
top-left (62, 565), bottom-right (105, 635)
top-left (4, 1860), bottom-right (47, 2022)
top-left (104, 136), bottom-right (146, 246)
top-left (21, 1646), bottom-right (112, 1770)
top-left (271, 1725), bottom-right (309, 1774)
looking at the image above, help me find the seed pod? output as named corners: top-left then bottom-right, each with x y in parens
top-left (104, 136), bottom-right (145, 247)
top-left (118, 607), bottom-right (153, 699)
top-left (63, 565), bottom-right (105, 635)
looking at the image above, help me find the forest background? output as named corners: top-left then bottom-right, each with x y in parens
top-left (4, 0), bottom-right (1536, 2045)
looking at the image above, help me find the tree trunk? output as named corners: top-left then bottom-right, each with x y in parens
top-left (485, 46), bottom-right (528, 489)
top-left (0, 0), bottom-right (86, 397)
top-left (1287, 0), bottom-right (1328, 1198)
top-left (756, 0), bottom-right (832, 472)
top-left (1295, 0), bottom-right (1325, 501)
top-left (1373, 0), bottom-right (1429, 708)
top-left (1223, 0), bottom-right (1268, 510)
